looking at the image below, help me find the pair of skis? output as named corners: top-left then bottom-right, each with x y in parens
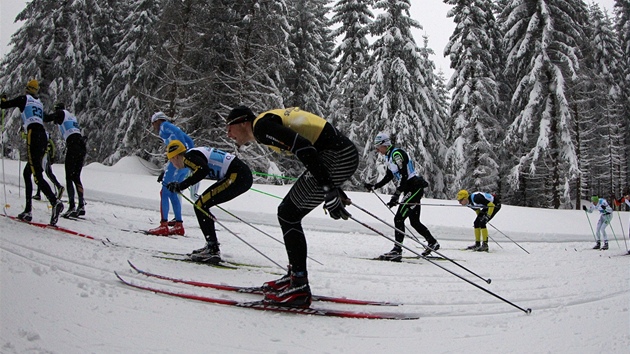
top-left (117, 261), bottom-right (419, 320)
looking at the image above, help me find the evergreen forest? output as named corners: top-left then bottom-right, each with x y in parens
top-left (1, 0), bottom-right (628, 209)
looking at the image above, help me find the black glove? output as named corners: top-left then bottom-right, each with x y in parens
top-left (387, 194), bottom-right (399, 208)
top-left (166, 182), bottom-right (181, 193)
top-left (363, 183), bottom-right (374, 192)
top-left (582, 205), bottom-right (587, 212)
top-left (479, 213), bottom-right (490, 224)
top-left (157, 171), bottom-right (165, 183)
top-left (323, 186), bottom-right (351, 220)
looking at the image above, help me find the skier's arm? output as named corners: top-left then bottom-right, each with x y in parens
top-left (178, 150), bottom-right (210, 190)
top-left (471, 193), bottom-right (495, 216)
top-left (161, 122), bottom-right (193, 148)
top-left (373, 170), bottom-right (394, 189)
top-left (43, 110), bottom-right (64, 124)
top-left (0, 95), bottom-right (26, 111)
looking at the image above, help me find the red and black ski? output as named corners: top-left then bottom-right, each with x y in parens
top-left (3, 214), bottom-right (98, 240)
top-left (127, 260), bottom-right (400, 306)
top-left (115, 271), bottom-right (417, 320)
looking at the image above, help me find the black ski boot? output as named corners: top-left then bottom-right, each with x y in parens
top-left (189, 242), bottom-right (221, 263)
top-left (378, 247), bottom-right (402, 262)
top-left (50, 200), bottom-right (64, 226)
top-left (421, 242), bottom-right (440, 257)
top-left (263, 271), bottom-right (311, 308)
top-left (467, 241), bottom-right (480, 250)
top-left (17, 210), bottom-right (32, 222)
top-left (592, 241), bottom-right (601, 250)
top-left (476, 241), bottom-right (489, 252)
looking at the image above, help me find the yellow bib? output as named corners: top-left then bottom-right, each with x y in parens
top-left (254, 107), bottom-right (326, 155)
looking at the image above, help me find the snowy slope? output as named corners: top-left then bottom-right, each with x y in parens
top-left (1, 157), bottom-right (629, 354)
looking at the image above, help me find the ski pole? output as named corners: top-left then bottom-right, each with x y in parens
top-left (215, 204), bottom-right (323, 265)
top-left (350, 201), bottom-right (492, 284)
top-left (370, 190), bottom-right (422, 244)
top-left (583, 209), bottom-right (597, 241)
top-left (250, 187), bottom-right (283, 200)
top-left (617, 210), bottom-right (628, 250)
top-left (390, 202), bottom-right (461, 207)
top-left (487, 222), bottom-right (530, 254)
top-left (18, 154), bottom-right (21, 198)
top-left (607, 217), bottom-right (620, 248)
top-left (1, 108), bottom-right (9, 213)
top-left (348, 214), bottom-right (531, 314)
top-left (252, 171), bottom-right (297, 181)
top-left (176, 191), bottom-right (285, 271)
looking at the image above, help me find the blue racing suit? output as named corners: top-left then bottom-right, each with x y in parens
top-left (159, 121), bottom-right (194, 221)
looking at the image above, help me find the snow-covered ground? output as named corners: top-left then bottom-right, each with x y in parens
top-left (1, 156), bottom-right (629, 353)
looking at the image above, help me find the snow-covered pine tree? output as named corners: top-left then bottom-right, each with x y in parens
top-left (443, 0), bottom-right (502, 199)
top-left (103, 0), bottom-right (163, 165)
top-left (417, 35), bottom-right (449, 198)
top-left (211, 0), bottom-right (295, 182)
top-left (614, 0), bottom-right (630, 192)
top-left (57, 0), bottom-right (114, 162)
top-left (361, 0), bottom-right (445, 195)
top-left (501, 0), bottom-right (587, 209)
top-left (0, 0), bottom-right (115, 163)
top-left (430, 68), bottom-right (451, 198)
top-left (284, 0), bottom-right (336, 116)
top-left (579, 4), bottom-right (626, 201)
top-left (0, 0), bottom-right (51, 152)
top-left (327, 0), bottom-right (374, 185)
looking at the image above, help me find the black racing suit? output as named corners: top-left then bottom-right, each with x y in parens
top-left (44, 109), bottom-right (87, 210)
top-left (373, 146), bottom-right (436, 249)
top-left (177, 149), bottom-right (252, 244)
top-left (252, 108), bottom-right (359, 274)
top-left (1, 95), bottom-right (57, 212)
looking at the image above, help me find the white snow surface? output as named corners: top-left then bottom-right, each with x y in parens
top-left (1, 156), bottom-right (629, 353)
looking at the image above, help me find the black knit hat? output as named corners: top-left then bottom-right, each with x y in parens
top-left (226, 105), bottom-right (256, 125)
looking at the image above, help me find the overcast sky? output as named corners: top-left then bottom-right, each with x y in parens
top-left (0, 1), bottom-right (617, 83)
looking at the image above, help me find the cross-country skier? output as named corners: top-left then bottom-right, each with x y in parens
top-left (149, 112), bottom-right (194, 236)
top-left (44, 102), bottom-right (87, 218)
top-left (364, 132), bottom-right (439, 261)
top-left (164, 140), bottom-right (252, 263)
top-left (1, 79), bottom-right (64, 225)
top-left (456, 189), bottom-right (501, 252)
top-left (227, 106), bottom-right (358, 308)
top-left (583, 195), bottom-right (613, 250)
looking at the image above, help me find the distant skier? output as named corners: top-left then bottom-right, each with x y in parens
top-left (44, 102), bottom-right (86, 218)
top-left (227, 106), bottom-right (357, 308)
top-left (164, 140), bottom-right (252, 263)
top-left (149, 112), bottom-right (194, 236)
top-left (584, 195), bottom-right (613, 250)
top-left (364, 132), bottom-right (439, 261)
top-left (1, 79), bottom-right (64, 225)
top-left (456, 189), bottom-right (501, 252)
